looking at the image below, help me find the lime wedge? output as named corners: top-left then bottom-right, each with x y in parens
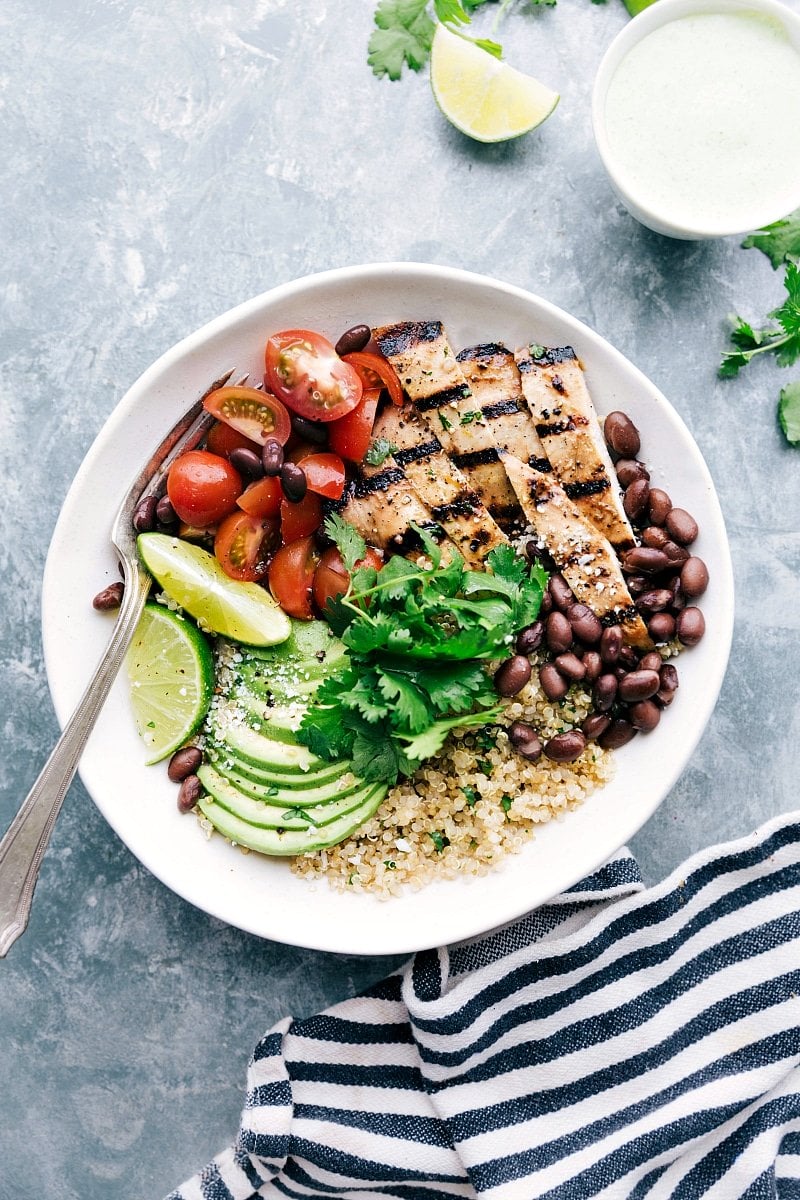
top-left (430, 25), bottom-right (559, 143)
top-left (137, 533), bottom-right (291, 647)
top-left (126, 603), bottom-right (214, 765)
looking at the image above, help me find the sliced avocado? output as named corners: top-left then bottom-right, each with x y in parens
top-left (207, 744), bottom-right (350, 790)
top-left (212, 697), bottom-right (304, 744)
top-left (197, 783), bottom-right (387, 856)
top-left (206, 721), bottom-right (322, 773)
top-left (222, 620), bottom-right (348, 704)
top-left (204, 760), bottom-right (361, 807)
top-left (198, 764), bottom-right (378, 829)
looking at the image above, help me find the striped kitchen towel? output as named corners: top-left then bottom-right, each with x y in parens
top-left (167, 809), bottom-right (800, 1199)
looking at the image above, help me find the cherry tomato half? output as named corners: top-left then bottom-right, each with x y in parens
top-left (328, 388), bottom-right (380, 463)
top-left (167, 450), bottom-right (242, 528)
top-left (343, 351), bottom-right (404, 407)
top-left (214, 512), bottom-right (280, 582)
top-left (205, 420), bottom-right (260, 460)
top-left (295, 452), bottom-right (346, 500)
top-left (312, 545), bottom-right (384, 615)
top-left (280, 492), bottom-right (323, 543)
top-left (204, 385), bottom-right (292, 447)
top-left (264, 329), bottom-right (362, 422)
top-left (268, 536), bottom-right (320, 620)
top-left (237, 476), bottom-right (283, 520)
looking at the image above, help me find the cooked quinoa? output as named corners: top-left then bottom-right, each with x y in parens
top-left (290, 665), bottom-right (614, 897)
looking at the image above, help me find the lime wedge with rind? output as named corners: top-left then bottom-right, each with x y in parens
top-left (126, 602), bottom-right (215, 765)
top-left (137, 533), bottom-right (291, 647)
top-left (430, 24), bottom-right (559, 144)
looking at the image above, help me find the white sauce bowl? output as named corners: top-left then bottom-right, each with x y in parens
top-left (592, 0), bottom-right (800, 239)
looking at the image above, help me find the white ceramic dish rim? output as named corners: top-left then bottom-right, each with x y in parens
top-left (591, 0), bottom-right (800, 240)
top-left (41, 262), bottom-right (734, 956)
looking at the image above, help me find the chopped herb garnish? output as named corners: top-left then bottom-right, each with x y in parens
top-left (146, 721), bottom-right (156, 729)
top-left (429, 830), bottom-right (450, 853)
top-left (364, 437), bottom-right (399, 467)
top-left (460, 410), bottom-right (483, 425)
top-left (438, 411), bottom-right (453, 432)
top-left (529, 342), bottom-right (546, 359)
top-left (477, 759), bottom-right (492, 775)
top-left (501, 794), bottom-right (514, 817)
top-left (384, 860), bottom-right (397, 869)
top-left (461, 785), bottom-right (481, 807)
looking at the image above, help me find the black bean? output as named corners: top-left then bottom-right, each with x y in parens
top-left (494, 655), bottom-right (532, 697)
top-left (168, 746), bottom-right (203, 782)
top-left (623, 478), bottom-right (650, 521)
top-left (648, 612), bottom-right (676, 643)
top-left (540, 663), bottom-right (569, 701)
top-left (618, 669), bottom-right (661, 702)
top-left (156, 495), bottom-right (178, 525)
top-left (525, 539), bottom-right (545, 564)
top-left (626, 574), bottom-right (649, 597)
top-left (546, 611), bottom-right (573, 654)
top-left (539, 590), bottom-right (553, 617)
top-left (604, 411), bottom-right (641, 458)
top-left (629, 700), bottom-right (661, 732)
top-left (667, 576), bottom-right (686, 612)
top-left (665, 508), bottom-right (699, 546)
top-left (554, 652), bottom-right (586, 682)
top-left (676, 606), bottom-right (705, 647)
top-left (568, 603), bottom-right (602, 644)
top-left (230, 447), bottom-right (265, 479)
top-left (647, 488), bottom-right (672, 526)
top-left (639, 651), bottom-right (663, 673)
top-left (654, 687), bottom-right (677, 709)
top-left (619, 645), bottom-right (639, 670)
top-left (508, 722), bottom-right (542, 762)
top-left (335, 324), bottom-right (371, 357)
top-left (544, 730), bottom-right (586, 763)
top-left (177, 775), bottom-right (202, 814)
top-left (582, 713), bottom-right (611, 741)
top-left (516, 621), bottom-right (544, 656)
top-left (598, 719), bottom-right (638, 749)
top-left (593, 673), bottom-right (618, 711)
top-left (663, 540), bottom-right (690, 567)
top-left (622, 546), bottom-right (671, 574)
top-left (680, 557), bottom-right (709, 598)
top-left (92, 582), bottom-right (124, 611)
top-left (641, 525), bottom-right (670, 550)
top-left (262, 438), bottom-right (284, 476)
top-left (660, 663), bottom-right (680, 693)
top-left (600, 625), bottom-right (623, 664)
top-left (635, 588), bottom-right (673, 615)
top-left (616, 459), bottom-right (650, 487)
top-left (133, 495), bottom-right (157, 532)
top-left (582, 650), bottom-right (602, 683)
top-left (548, 573), bottom-right (574, 612)
top-left (280, 461), bottom-right (307, 502)
top-left (291, 414), bottom-right (329, 446)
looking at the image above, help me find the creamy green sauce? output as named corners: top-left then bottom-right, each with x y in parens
top-left (604, 11), bottom-right (800, 231)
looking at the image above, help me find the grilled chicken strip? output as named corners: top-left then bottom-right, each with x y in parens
top-left (364, 404), bottom-right (506, 564)
top-left (335, 468), bottom-right (454, 560)
top-left (514, 344), bottom-right (635, 551)
top-left (455, 342), bottom-right (552, 530)
top-left (501, 453), bottom-right (651, 648)
top-left (372, 321), bottom-right (508, 560)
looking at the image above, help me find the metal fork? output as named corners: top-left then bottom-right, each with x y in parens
top-left (0, 372), bottom-right (235, 957)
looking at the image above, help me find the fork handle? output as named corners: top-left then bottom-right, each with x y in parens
top-left (0, 569), bottom-right (152, 957)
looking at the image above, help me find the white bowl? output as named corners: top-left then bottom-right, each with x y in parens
top-left (42, 263), bottom-right (734, 955)
top-left (592, 0), bottom-right (800, 240)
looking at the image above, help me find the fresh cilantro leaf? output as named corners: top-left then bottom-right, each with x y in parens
top-left (742, 208), bottom-right (800, 269)
top-left (299, 700), bottom-right (352, 761)
top-left (729, 318), bottom-right (766, 351)
top-left (428, 830), bottom-right (450, 852)
top-left (414, 661), bottom-right (496, 715)
top-left (323, 514), bottom-right (366, 573)
top-left (501, 794), bottom-right (513, 817)
top-left (340, 672), bottom-right (392, 723)
top-left (364, 437), bottom-right (398, 467)
top-left (771, 260), bottom-right (800, 368)
top-left (434, 0), bottom-right (471, 23)
top-left (438, 411), bottom-right (453, 432)
top-left (486, 543), bottom-right (528, 585)
top-left (779, 381), bottom-right (800, 446)
top-left (718, 347), bottom-right (750, 379)
top-left (376, 668), bottom-right (433, 732)
top-left (369, 0), bottom-right (435, 80)
top-left (461, 785), bottom-right (480, 807)
top-left (408, 520), bottom-right (443, 569)
top-left (351, 723), bottom-right (404, 782)
top-left (471, 35), bottom-right (503, 57)
top-left (477, 758), bottom-right (492, 774)
top-left (719, 264), bottom-right (800, 377)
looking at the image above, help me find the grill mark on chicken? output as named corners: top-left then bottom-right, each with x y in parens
top-left (392, 440), bottom-right (442, 467)
top-left (528, 455), bottom-right (552, 473)
top-left (375, 320), bottom-right (442, 358)
top-left (389, 522), bottom-right (447, 555)
top-left (352, 467), bottom-right (406, 497)
top-left (415, 384), bottom-right (472, 412)
top-left (515, 343), bottom-right (635, 551)
top-left (482, 399), bottom-right (523, 419)
top-left (430, 491), bottom-right (483, 522)
top-left (452, 447), bottom-right (500, 469)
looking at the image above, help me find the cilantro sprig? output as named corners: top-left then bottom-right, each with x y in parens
top-left (297, 517), bottom-right (548, 786)
top-left (719, 261), bottom-right (800, 378)
top-left (742, 207), bottom-right (800, 270)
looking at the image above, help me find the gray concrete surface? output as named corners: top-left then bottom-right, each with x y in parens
top-left (1, 1), bottom-right (799, 1196)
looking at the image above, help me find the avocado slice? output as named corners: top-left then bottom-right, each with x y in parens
top-left (207, 745), bottom-right (350, 790)
top-left (197, 783), bottom-right (387, 856)
top-left (206, 721), bottom-right (323, 774)
top-left (201, 761), bottom-right (362, 808)
top-left (211, 697), bottom-right (304, 744)
top-left (198, 765), bottom-right (379, 829)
